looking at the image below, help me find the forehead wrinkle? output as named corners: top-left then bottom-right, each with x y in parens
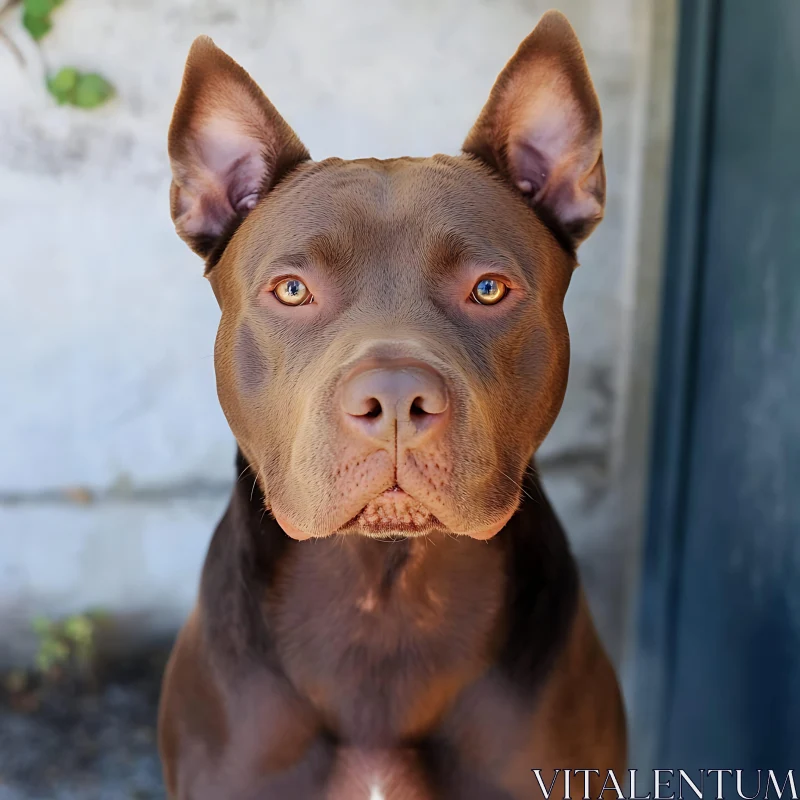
top-left (389, 161), bottom-right (545, 267)
top-left (420, 226), bottom-right (528, 285)
top-left (283, 161), bottom-right (393, 220)
top-left (300, 231), bottom-right (357, 269)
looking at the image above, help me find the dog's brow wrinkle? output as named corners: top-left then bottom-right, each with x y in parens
top-left (306, 233), bottom-right (355, 266)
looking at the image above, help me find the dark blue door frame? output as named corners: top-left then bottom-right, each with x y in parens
top-left (635, 0), bottom-right (800, 771)
top-left (632, 0), bottom-right (719, 770)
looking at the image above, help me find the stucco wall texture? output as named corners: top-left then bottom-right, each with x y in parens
top-left (0, 0), bottom-right (669, 666)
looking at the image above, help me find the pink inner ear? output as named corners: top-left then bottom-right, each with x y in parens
top-left (177, 117), bottom-right (268, 239)
top-left (508, 93), bottom-right (584, 190)
top-left (507, 95), bottom-right (603, 233)
top-left (509, 140), bottom-right (550, 197)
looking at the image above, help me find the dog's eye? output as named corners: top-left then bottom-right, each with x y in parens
top-left (274, 278), bottom-right (312, 306)
top-left (471, 277), bottom-right (508, 305)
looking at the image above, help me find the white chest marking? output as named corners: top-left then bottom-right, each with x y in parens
top-left (369, 782), bottom-right (386, 800)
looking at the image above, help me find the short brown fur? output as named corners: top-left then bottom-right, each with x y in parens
top-left (160, 10), bottom-right (626, 799)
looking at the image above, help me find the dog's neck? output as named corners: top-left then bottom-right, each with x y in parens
top-left (199, 450), bottom-right (579, 690)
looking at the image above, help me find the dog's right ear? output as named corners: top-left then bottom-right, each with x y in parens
top-left (168, 37), bottom-right (310, 259)
top-left (462, 11), bottom-right (604, 251)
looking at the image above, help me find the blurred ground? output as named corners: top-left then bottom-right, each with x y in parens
top-left (0, 652), bottom-right (166, 800)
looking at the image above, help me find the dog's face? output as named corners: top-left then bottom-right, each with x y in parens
top-left (168, 12), bottom-right (604, 540)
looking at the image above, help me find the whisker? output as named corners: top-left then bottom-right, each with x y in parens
top-left (237, 464), bottom-right (251, 483)
top-left (497, 467), bottom-right (538, 504)
top-left (250, 470), bottom-right (262, 503)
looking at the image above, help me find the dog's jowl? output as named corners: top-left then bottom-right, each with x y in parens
top-left (158, 10), bottom-right (626, 799)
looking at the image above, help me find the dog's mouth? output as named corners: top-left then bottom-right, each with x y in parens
top-left (340, 486), bottom-right (441, 537)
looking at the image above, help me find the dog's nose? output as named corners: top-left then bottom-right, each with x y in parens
top-left (341, 360), bottom-right (449, 446)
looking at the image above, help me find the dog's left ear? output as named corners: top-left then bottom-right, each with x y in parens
top-left (168, 36), bottom-right (310, 259)
top-left (463, 10), bottom-right (604, 250)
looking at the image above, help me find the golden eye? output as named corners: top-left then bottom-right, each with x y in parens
top-left (274, 278), bottom-right (312, 306)
top-left (471, 277), bottom-right (508, 305)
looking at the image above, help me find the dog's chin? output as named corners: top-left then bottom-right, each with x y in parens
top-left (338, 487), bottom-right (442, 539)
top-left (272, 488), bottom-right (440, 540)
top-left (273, 487), bottom-right (519, 541)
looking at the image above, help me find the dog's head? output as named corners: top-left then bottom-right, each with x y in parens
top-left (167, 11), bottom-right (604, 541)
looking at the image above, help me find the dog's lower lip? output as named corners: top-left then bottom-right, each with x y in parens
top-left (340, 486), bottom-right (441, 535)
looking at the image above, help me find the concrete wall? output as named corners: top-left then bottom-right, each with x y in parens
top-left (0, 0), bottom-right (675, 666)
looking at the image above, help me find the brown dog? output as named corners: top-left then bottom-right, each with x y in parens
top-left (158, 10), bottom-right (625, 799)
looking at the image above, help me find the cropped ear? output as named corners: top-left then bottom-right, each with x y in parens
top-left (168, 37), bottom-right (310, 258)
top-left (462, 11), bottom-right (605, 250)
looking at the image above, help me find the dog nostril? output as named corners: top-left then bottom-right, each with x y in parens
top-left (410, 398), bottom-right (427, 418)
top-left (363, 398), bottom-right (382, 419)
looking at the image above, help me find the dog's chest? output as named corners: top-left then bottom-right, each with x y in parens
top-left (264, 535), bottom-right (506, 743)
top-left (215, 671), bottom-right (530, 800)
top-left (325, 747), bottom-right (435, 800)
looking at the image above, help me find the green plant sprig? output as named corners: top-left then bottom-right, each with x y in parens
top-left (31, 612), bottom-right (103, 677)
top-left (16, 0), bottom-right (115, 109)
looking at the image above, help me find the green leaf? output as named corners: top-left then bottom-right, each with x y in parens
top-left (63, 615), bottom-right (93, 646)
top-left (73, 72), bottom-right (114, 109)
top-left (35, 639), bottom-right (69, 672)
top-left (23, 0), bottom-right (57, 18)
top-left (31, 615), bottom-right (53, 637)
top-left (45, 70), bottom-right (116, 110)
top-left (47, 67), bottom-right (79, 104)
top-left (35, 650), bottom-right (51, 672)
top-left (23, 11), bottom-right (52, 40)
